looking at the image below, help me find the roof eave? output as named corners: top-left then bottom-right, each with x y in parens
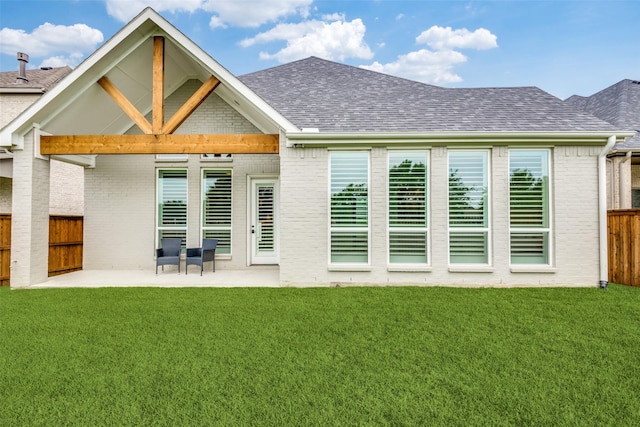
top-left (284, 131), bottom-right (636, 147)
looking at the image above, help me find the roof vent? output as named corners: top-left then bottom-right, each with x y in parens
top-left (16, 52), bottom-right (29, 83)
top-left (631, 80), bottom-right (640, 85)
top-left (40, 67), bottom-right (53, 71)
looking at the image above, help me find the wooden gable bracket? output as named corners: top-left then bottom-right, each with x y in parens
top-left (40, 36), bottom-right (279, 155)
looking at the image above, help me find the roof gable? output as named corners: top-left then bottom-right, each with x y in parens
top-left (1, 8), bottom-right (296, 148)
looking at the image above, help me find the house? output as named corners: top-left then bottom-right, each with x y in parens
top-left (565, 80), bottom-right (640, 209)
top-left (0, 55), bottom-right (83, 215)
top-left (0, 8), bottom-right (634, 289)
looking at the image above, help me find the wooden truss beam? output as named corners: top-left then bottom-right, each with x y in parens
top-left (40, 134), bottom-right (279, 155)
top-left (97, 76), bottom-right (153, 134)
top-left (152, 36), bottom-right (165, 134)
top-left (162, 76), bottom-right (220, 134)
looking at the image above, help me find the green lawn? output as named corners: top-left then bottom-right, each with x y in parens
top-left (1, 285), bottom-right (639, 426)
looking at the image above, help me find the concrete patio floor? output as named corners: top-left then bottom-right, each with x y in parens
top-left (26, 266), bottom-right (280, 288)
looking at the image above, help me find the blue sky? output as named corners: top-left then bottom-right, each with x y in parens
top-left (0, 0), bottom-right (638, 99)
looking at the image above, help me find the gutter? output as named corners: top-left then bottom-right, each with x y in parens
top-left (285, 131), bottom-right (634, 147)
top-left (598, 135), bottom-right (617, 289)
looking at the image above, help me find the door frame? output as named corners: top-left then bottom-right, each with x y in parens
top-left (247, 174), bottom-right (280, 265)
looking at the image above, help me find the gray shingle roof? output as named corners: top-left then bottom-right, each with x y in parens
top-left (565, 79), bottom-right (640, 150)
top-left (0, 66), bottom-right (72, 92)
top-left (240, 56), bottom-right (619, 133)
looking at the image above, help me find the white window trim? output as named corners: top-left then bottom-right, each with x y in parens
top-left (328, 150), bottom-right (371, 268)
top-left (201, 168), bottom-right (233, 259)
top-left (446, 149), bottom-right (492, 267)
top-left (508, 148), bottom-right (553, 267)
top-left (387, 150), bottom-right (431, 267)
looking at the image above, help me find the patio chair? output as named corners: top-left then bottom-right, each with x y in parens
top-left (156, 237), bottom-right (183, 274)
top-left (186, 239), bottom-right (218, 275)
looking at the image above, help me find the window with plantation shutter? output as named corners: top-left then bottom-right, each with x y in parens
top-left (157, 169), bottom-right (187, 246)
top-left (388, 152), bottom-right (428, 264)
top-left (202, 170), bottom-right (232, 255)
top-left (509, 150), bottom-right (551, 264)
top-left (330, 151), bottom-right (369, 264)
top-left (448, 151), bottom-right (490, 264)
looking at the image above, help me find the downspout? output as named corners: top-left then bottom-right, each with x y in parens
top-left (598, 135), bottom-right (617, 289)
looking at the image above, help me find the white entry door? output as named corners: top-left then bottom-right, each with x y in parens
top-left (250, 178), bottom-right (279, 264)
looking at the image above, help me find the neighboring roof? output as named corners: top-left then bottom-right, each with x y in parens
top-left (0, 66), bottom-right (72, 93)
top-left (240, 56), bottom-right (621, 134)
top-left (565, 79), bottom-right (640, 150)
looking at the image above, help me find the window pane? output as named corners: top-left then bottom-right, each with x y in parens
top-left (331, 152), bottom-right (368, 227)
top-left (158, 170), bottom-right (187, 226)
top-left (450, 232), bottom-right (488, 264)
top-left (203, 229), bottom-right (230, 255)
top-left (331, 231), bottom-right (368, 263)
top-left (390, 231), bottom-right (427, 263)
top-left (510, 151), bottom-right (549, 228)
top-left (389, 152), bottom-right (428, 264)
top-left (202, 170), bottom-right (232, 255)
top-left (330, 152), bottom-right (369, 264)
top-left (449, 152), bottom-right (488, 227)
top-left (510, 232), bottom-right (549, 264)
top-left (389, 153), bottom-right (427, 226)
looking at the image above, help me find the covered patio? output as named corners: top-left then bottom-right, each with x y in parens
top-left (25, 266), bottom-right (280, 289)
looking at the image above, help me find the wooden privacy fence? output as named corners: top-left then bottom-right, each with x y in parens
top-left (0, 215), bottom-right (83, 285)
top-left (0, 214), bottom-right (10, 286)
top-left (608, 209), bottom-right (640, 287)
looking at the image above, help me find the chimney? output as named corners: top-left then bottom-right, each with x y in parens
top-left (17, 52), bottom-right (29, 83)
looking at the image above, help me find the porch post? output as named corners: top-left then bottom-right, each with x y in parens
top-left (10, 129), bottom-right (50, 287)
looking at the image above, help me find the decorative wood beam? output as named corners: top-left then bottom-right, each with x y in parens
top-left (40, 134), bottom-right (279, 155)
top-left (97, 76), bottom-right (153, 134)
top-left (152, 36), bottom-right (165, 134)
top-left (162, 76), bottom-right (221, 134)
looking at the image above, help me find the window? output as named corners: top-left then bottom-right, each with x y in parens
top-left (156, 154), bottom-right (188, 161)
top-left (633, 189), bottom-right (640, 208)
top-left (509, 150), bottom-right (551, 264)
top-left (388, 151), bottom-right (428, 264)
top-left (330, 151), bottom-right (369, 264)
top-left (157, 169), bottom-right (187, 246)
top-left (202, 170), bottom-right (232, 255)
top-left (448, 150), bottom-right (490, 264)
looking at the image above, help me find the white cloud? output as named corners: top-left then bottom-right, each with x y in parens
top-left (361, 49), bottom-right (467, 85)
top-left (241, 18), bottom-right (373, 63)
top-left (416, 25), bottom-right (497, 50)
top-left (204, 0), bottom-right (312, 28)
top-left (105, 0), bottom-right (312, 27)
top-left (0, 23), bottom-right (103, 68)
top-left (361, 25), bottom-right (497, 85)
top-left (105, 0), bottom-right (204, 22)
top-left (40, 53), bottom-right (86, 69)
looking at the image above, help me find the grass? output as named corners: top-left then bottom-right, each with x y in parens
top-left (1, 285), bottom-right (639, 426)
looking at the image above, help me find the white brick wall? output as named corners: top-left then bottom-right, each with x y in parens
top-left (10, 129), bottom-right (50, 287)
top-left (49, 160), bottom-right (84, 215)
top-left (278, 144), bottom-right (603, 287)
top-left (0, 94), bottom-right (40, 128)
top-left (84, 79), bottom-right (279, 271)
